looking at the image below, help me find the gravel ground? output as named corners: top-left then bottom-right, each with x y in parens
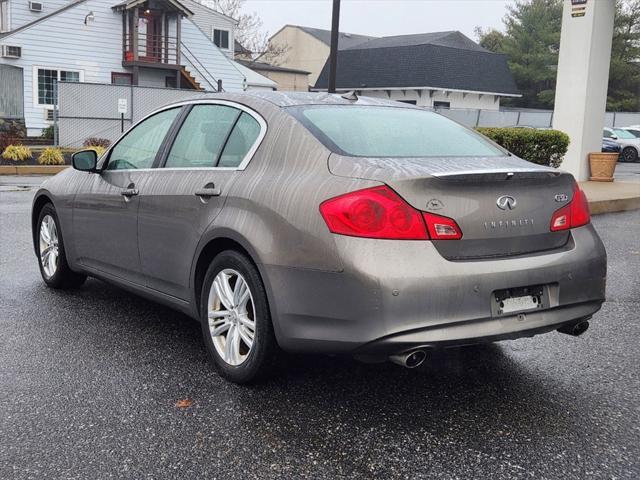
top-left (0, 186), bottom-right (639, 480)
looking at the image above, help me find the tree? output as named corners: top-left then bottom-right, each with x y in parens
top-left (476, 0), bottom-right (640, 111)
top-left (199, 0), bottom-right (288, 62)
top-left (474, 27), bottom-right (506, 53)
top-left (608, 0), bottom-right (640, 111)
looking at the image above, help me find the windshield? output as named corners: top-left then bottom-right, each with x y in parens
top-left (290, 105), bottom-right (505, 158)
top-left (613, 128), bottom-right (636, 139)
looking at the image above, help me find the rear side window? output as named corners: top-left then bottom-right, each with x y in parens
top-left (218, 113), bottom-right (261, 168)
top-left (165, 105), bottom-right (240, 168)
top-left (291, 106), bottom-right (504, 158)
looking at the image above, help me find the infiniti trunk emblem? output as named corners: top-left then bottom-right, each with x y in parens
top-left (497, 195), bottom-right (516, 210)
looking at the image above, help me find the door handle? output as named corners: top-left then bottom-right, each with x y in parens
top-left (121, 183), bottom-right (138, 202)
top-left (195, 183), bottom-right (221, 199)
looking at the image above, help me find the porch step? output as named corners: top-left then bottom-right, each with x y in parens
top-left (181, 67), bottom-right (203, 91)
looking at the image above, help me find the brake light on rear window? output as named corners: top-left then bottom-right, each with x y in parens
top-left (319, 185), bottom-right (462, 240)
top-left (550, 185), bottom-right (591, 232)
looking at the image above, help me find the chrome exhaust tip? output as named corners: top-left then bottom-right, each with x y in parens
top-left (558, 320), bottom-right (590, 337)
top-left (389, 349), bottom-right (427, 368)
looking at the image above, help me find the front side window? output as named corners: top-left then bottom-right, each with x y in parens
top-left (291, 106), bottom-right (505, 158)
top-left (106, 108), bottom-right (180, 170)
top-left (165, 105), bottom-right (240, 168)
top-left (36, 67), bottom-right (82, 106)
top-left (213, 29), bottom-right (230, 49)
top-left (0, 0), bottom-right (9, 33)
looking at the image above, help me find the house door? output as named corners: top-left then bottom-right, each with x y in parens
top-left (139, 10), bottom-right (163, 62)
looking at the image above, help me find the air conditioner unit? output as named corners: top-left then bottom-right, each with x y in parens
top-left (44, 109), bottom-right (55, 121)
top-left (29, 2), bottom-right (43, 12)
top-left (1, 45), bottom-right (22, 58)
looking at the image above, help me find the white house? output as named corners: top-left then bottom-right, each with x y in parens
top-left (0, 0), bottom-right (274, 135)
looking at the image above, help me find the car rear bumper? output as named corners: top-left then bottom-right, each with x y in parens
top-left (263, 224), bottom-right (606, 354)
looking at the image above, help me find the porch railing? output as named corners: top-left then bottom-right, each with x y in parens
top-left (123, 33), bottom-right (178, 65)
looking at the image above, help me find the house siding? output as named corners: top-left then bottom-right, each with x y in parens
top-left (184, 0), bottom-right (235, 59)
top-left (359, 90), bottom-right (501, 110)
top-left (10, 0), bottom-right (71, 31)
top-left (268, 26), bottom-right (329, 86)
top-left (0, 0), bottom-right (245, 133)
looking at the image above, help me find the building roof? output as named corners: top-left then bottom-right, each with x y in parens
top-left (112, 0), bottom-right (194, 16)
top-left (235, 40), bottom-right (252, 56)
top-left (279, 25), bottom-right (375, 50)
top-left (313, 31), bottom-right (520, 96)
top-left (343, 31), bottom-right (490, 52)
top-left (230, 61), bottom-right (278, 89)
top-left (237, 60), bottom-right (310, 75)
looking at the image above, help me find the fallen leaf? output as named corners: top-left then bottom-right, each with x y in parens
top-left (175, 399), bottom-right (193, 408)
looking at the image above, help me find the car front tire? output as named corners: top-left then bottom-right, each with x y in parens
top-left (36, 203), bottom-right (87, 289)
top-left (200, 250), bottom-right (279, 384)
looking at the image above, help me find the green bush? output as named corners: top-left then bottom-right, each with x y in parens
top-left (476, 127), bottom-right (570, 168)
top-left (41, 126), bottom-right (55, 140)
top-left (1, 145), bottom-right (32, 162)
top-left (38, 147), bottom-right (65, 165)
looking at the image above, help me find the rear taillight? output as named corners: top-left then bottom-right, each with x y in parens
top-left (319, 185), bottom-right (462, 240)
top-left (423, 212), bottom-right (463, 240)
top-left (550, 184), bottom-right (591, 232)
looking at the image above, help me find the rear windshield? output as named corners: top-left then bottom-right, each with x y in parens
top-left (290, 105), bottom-right (505, 157)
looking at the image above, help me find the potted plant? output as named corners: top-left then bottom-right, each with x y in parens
top-left (589, 152), bottom-right (618, 182)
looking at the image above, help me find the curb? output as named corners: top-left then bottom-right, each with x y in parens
top-left (588, 196), bottom-right (640, 215)
top-left (0, 165), bottom-right (69, 175)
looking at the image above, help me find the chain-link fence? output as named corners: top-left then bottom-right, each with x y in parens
top-left (435, 107), bottom-right (640, 129)
top-left (57, 82), bottom-right (216, 147)
top-left (56, 81), bottom-right (640, 147)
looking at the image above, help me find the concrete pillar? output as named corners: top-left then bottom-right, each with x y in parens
top-left (552, 0), bottom-right (615, 181)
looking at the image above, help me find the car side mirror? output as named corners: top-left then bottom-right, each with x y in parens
top-left (72, 149), bottom-right (98, 172)
top-left (611, 134), bottom-right (618, 140)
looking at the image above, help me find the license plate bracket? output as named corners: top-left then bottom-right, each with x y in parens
top-left (491, 284), bottom-right (548, 316)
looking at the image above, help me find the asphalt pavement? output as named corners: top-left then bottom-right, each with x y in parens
top-left (1, 183), bottom-right (639, 479)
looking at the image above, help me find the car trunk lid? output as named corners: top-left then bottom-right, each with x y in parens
top-left (328, 155), bottom-right (575, 259)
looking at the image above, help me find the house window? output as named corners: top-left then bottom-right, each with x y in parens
top-left (0, 0), bottom-right (9, 32)
top-left (34, 67), bottom-right (82, 106)
top-left (112, 72), bottom-right (133, 85)
top-left (433, 101), bottom-right (451, 109)
top-left (213, 29), bottom-right (230, 49)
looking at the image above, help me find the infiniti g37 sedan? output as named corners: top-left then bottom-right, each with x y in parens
top-left (32, 92), bottom-right (606, 383)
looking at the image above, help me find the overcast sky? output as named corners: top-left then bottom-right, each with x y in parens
top-left (243, 0), bottom-right (514, 41)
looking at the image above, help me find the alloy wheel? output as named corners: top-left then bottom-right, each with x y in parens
top-left (39, 214), bottom-right (59, 279)
top-left (207, 269), bottom-right (256, 366)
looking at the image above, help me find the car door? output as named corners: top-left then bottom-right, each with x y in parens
top-left (137, 102), bottom-right (265, 300)
top-left (72, 107), bottom-right (182, 283)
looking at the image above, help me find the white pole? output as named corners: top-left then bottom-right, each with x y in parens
top-left (552, 0), bottom-right (615, 181)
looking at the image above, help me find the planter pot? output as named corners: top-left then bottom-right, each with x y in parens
top-left (589, 152), bottom-right (618, 182)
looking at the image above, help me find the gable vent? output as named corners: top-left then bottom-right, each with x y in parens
top-left (1, 45), bottom-right (22, 58)
top-left (29, 2), bottom-right (43, 12)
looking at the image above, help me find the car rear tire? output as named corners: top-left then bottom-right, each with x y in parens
top-left (200, 250), bottom-right (279, 384)
top-left (36, 203), bottom-right (87, 289)
top-left (622, 146), bottom-right (639, 162)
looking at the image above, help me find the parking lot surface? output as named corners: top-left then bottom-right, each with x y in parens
top-left (1, 185), bottom-right (639, 479)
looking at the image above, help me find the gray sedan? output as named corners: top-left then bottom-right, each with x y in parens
top-left (32, 92), bottom-right (606, 383)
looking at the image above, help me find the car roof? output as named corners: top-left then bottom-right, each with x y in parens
top-left (168, 91), bottom-right (413, 109)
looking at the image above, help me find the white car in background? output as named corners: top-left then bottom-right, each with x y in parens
top-left (621, 126), bottom-right (640, 139)
top-left (603, 127), bottom-right (640, 162)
